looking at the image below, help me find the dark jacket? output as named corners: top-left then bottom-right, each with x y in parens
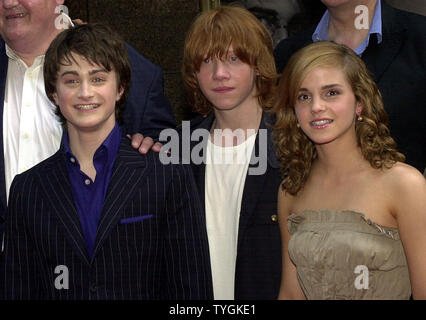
top-left (0, 39), bottom-right (176, 232)
top-left (184, 112), bottom-right (282, 300)
top-left (3, 136), bottom-right (212, 299)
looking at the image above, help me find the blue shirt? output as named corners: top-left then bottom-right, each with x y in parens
top-left (63, 124), bottom-right (122, 258)
top-left (312, 0), bottom-right (382, 55)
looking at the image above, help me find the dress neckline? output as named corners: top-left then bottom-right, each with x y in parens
top-left (288, 209), bottom-right (400, 240)
top-left (291, 209), bottom-right (397, 230)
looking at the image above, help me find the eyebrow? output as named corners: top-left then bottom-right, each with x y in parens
top-left (204, 50), bottom-right (236, 58)
top-left (60, 69), bottom-right (108, 77)
top-left (298, 84), bottom-right (342, 91)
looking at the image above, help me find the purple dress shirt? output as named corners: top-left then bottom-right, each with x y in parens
top-left (63, 123), bottom-right (122, 258)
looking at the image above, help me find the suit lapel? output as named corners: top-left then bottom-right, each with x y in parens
top-left (38, 150), bottom-right (91, 264)
top-left (0, 39), bottom-right (8, 218)
top-left (190, 114), bottom-right (215, 208)
top-left (38, 137), bottom-right (149, 264)
top-left (193, 112), bottom-right (280, 250)
top-left (237, 113), bottom-right (279, 250)
top-left (91, 137), bottom-right (148, 260)
top-left (192, 160), bottom-right (206, 207)
top-left (362, 1), bottom-right (404, 83)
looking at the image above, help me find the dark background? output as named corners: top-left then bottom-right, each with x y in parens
top-left (65, 0), bottom-right (201, 123)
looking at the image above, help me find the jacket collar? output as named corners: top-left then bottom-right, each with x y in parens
top-left (192, 111), bottom-right (279, 169)
top-left (0, 39), bottom-right (8, 217)
top-left (362, 1), bottom-right (405, 83)
top-left (38, 135), bottom-right (148, 264)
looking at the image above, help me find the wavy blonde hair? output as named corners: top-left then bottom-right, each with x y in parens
top-left (272, 41), bottom-right (405, 195)
top-left (182, 5), bottom-right (277, 115)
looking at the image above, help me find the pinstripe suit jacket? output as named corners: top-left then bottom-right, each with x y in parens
top-left (0, 38), bottom-right (176, 238)
top-left (2, 136), bottom-right (213, 300)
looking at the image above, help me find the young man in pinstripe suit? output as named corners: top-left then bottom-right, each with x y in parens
top-left (2, 23), bottom-right (212, 300)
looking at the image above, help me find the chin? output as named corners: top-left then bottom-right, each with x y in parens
top-left (306, 134), bottom-right (336, 146)
top-left (313, 139), bottom-right (335, 146)
top-left (321, 0), bottom-right (351, 8)
top-left (212, 103), bottom-right (241, 112)
top-left (68, 119), bottom-right (103, 131)
top-left (3, 29), bottom-right (25, 41)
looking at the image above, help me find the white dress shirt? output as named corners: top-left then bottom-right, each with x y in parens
top-left (3, 44), bottom-right (63, 201)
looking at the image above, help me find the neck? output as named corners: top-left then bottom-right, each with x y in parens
top-left (8, 27), bottom-right (63, 67)
top-left (213, 101), bottom-right (263, 132)
top-left (210, 97), bottom-right (262, 147)
top-left (313, 135), bottom-right (368, 177)
top-left (327, 0), bottom-right (377, 50)
top-left (211, 101), bottom-right (262, 147)
top-left (67, 123), bottom-right (115, 179)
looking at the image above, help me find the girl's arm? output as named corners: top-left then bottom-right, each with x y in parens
top-left (391, 164), bottom-right (426, 299)
top-left (277, 186), bottom-right (306, 300)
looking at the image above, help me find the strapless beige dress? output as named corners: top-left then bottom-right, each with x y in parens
top-left (287, 209), bottom-right (412, 300)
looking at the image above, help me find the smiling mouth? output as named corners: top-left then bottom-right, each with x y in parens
top-left (310, 119), bottom-right (333, 127)
top-left (6, 13), bottom-right (26, 20)
top-left (74, 104), bottom-right (100, 110)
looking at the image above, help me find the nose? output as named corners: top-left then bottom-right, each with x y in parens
top-left (212, 60), bottom-right (230, 81)
top-left (2, 0), bottom-right (19, 9)
top-left (310, 96), bottom-right (326, 114)
top-left (78, 81), bottom-right (94, 100)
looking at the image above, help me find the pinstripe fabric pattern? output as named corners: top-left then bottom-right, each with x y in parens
top-left (2, 137), bottom-right (213, 300)
top-left (0, 39), bottom-right (177, 235)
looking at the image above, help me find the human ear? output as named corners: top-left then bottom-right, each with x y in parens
top-left (53, 92), bottom-right (59, 106)
top-left (116, 86), bottom-right (124, 102)
top-left (355, 103), bottom-right (363, 116)
top-left (355, 103), bottom-right (364, 121)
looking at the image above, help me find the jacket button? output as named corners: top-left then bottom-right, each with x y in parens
top-left (271, 214), bottom-right (278, 222)
top-left (90, 284), bottom-right (98, 292)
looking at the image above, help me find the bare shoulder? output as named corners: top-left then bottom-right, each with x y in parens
top-left (380, 162), bottom-right (426, 217)
top-left (382, 162), bottom-right (426, 192)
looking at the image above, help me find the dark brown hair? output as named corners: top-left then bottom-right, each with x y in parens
top-left (44, 23), bottom-right (131, 125)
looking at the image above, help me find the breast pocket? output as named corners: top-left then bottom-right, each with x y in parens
top-left (120, 214), bottom-right (153, 225)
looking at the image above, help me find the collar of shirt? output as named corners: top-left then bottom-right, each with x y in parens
top-left (5, 43), bottom-right (45, 69)
top-left (62, 123), bottom-right (122, 258)
top-left (312, 0), bottom-right (383, 55)
top-left (62, 122), bottom-right (122, 172)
